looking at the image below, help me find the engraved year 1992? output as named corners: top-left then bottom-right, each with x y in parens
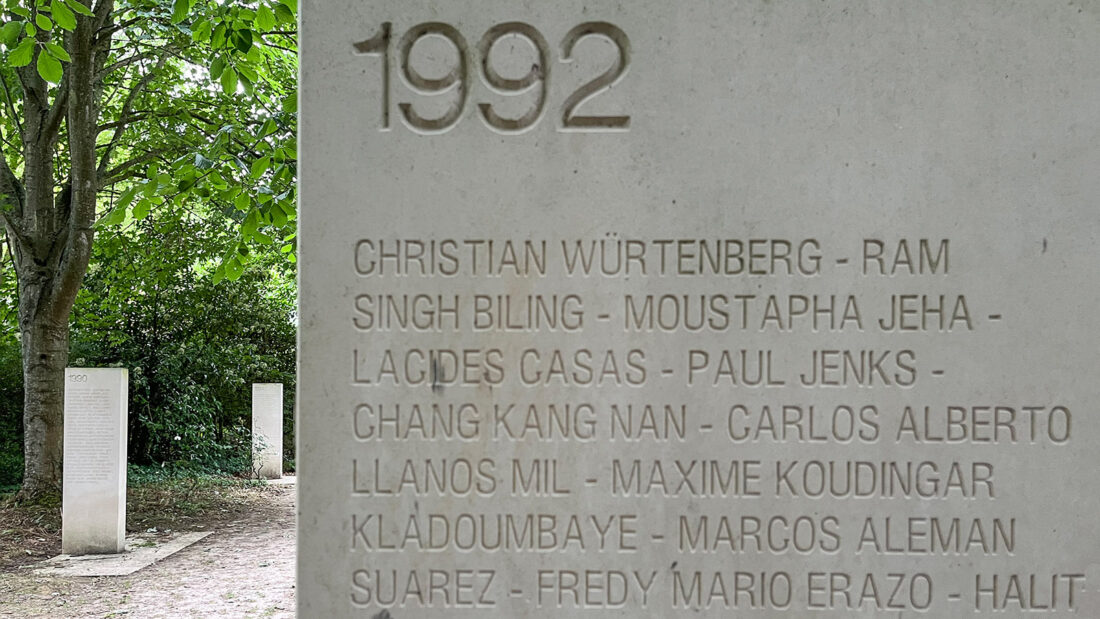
top-left (353, 22), bottom-right (630, 133)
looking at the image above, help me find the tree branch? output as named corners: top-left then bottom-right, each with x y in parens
top-left (0, 149), bottom-right (25, 220)
top-left (262, 42), bottom-right (296, 54)
top-left (96, 49), bottom-right (161, 83)
top-left (0, 209), bottom-right (28, 257)
top-left (0, 126), bottom-right (18, 153)
top-left (43, 74), bottom-right (70, 143)
top-left (92, 0), bottom-right (115, 30)
top-left (14, 62), bottom-right (47, 134)
top-left (0, 70), bottom-right (23, 140)
top-left (47, 0), bottom-right (116, 325)
top-left (97, 112), bottom-right (152, 132)
top-left (95, 52), bottom-right (168, 181)
top-left (99, 148), bottom-right (169, 187)
top-left (94, 16), bottom-right (139, 48)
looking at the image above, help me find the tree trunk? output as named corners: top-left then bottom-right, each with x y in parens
top-left (19, 307), bottom-right (69, 497)
top-left (10, 181), bottom-right (84, 498)
top-left (11, 208), bottom-right (92, 498)
top-left (1, 0), bottom-right (116, 498)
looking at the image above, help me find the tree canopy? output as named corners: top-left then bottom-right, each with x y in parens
top-left (0, 0), bottom-right (298, 496)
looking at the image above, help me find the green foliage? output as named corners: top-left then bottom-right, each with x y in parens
top-left (127, 463), bottom-right (264, 489)
top-left (70, 209), bottom-right (296, 473)
top-left (7, 37), bottom-right (32, 65)
top-left (0, 208), bottom-right (296, 479)
top-left (0, 255), bottom-right (19, 489)
top-left (1, 0), bottom-right (298, 277)
top-left (35, 45), bottom-right (60, 82)
top-left (0, 339), bottom-right (23, 489)
top-left (0, 0), bottom-right (299, 482)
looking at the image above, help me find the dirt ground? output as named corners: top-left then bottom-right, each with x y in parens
top-left (0, 486), bottom-right (295, 618)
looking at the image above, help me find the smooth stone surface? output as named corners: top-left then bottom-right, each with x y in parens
top-left (300, 1), bottom-right (1100, 616)
top-left (62, 368), bottom-right (128, 556)
top-left (252, 383), bottom-right (284, 480)
top-left (36, 532), bottom-right (213, 577)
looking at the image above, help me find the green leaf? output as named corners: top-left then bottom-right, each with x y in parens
top-left (96, 206), bottom-right (127, 227)
top-left (234, 193), bottom-right (250, 211)
top-left (270, 203), bottom-right (288, 228)
top-left (255, 5), bottom-right (275, 31)
top-left (132, 198), bottom-right (152, 220)
top-left (212, 264), bottom-right (226, 285)
top-left (50, 0), bottom-right (76, 31)
top-left (273, 4), bottom-right (293, 24)
top-left (250, 156), bottom-right (270, 180)
top-left (211, 23), bottom-right (227, 48)
top-left (0, 21), bottom-right (22, 48)
top-left (37, 50), bottom-right (63, 83)
top-left (64, 0), bottom-right (95, 17)
top-left (194, 153), bottom-right (215, 170)
top-left (238, 72), bottom-right (254, 96)
top-left (231, 29), bottom-right (253, 54)
top-left (210, 172), bottom-right (229, 190)
top-left (241, 209), bottom-right (260, 235)
top-left (35, 14), bottom-right (52, 31)
top-left (282, 91), bottom-right (298, 114)
top-left (24, 23), bottom-right (36, 37)
top-left (219, 66), bottom-right (237, 93)
top-left (236, 63), bottom-right (257, 84)
top-left (171, 0), bottom-right (189, 24)
top-left (10, 8), bottom-right (30, 19)
top-left (116, 186), bottom-right (139, 211)
top-left (191, 19), bottom-right (211, 42)
top-left (279, 0), bottom-right (297, 13)
top-left (209, 56), bottom-right (225, 79)
top-left (45, 42), bottom-right (70, 61)
top-left (224, 257), bottom-right (245, 281)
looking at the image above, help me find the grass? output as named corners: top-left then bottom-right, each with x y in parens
top-left (0, 466), bottom-right (274, 573)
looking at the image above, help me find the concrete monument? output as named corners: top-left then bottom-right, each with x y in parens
top-left (252, 383), bottom-right (284, 479)
top-left (62, 368), bottom-right (128, 555)
top-left (300, 1), bottom-right (1100, 616)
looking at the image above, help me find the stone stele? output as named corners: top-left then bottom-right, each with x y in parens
top-left (252, 383), bottom-right (284, 479)
top-left (62, 367), bottom-right (128, 555)
top-left (299, 1), bottom-right (1100, 616)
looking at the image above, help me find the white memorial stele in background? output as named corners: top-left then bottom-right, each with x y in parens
top-left (62, 368), bottom-right (128, 555)
top-left (252, 383), bottom-right (284, 479)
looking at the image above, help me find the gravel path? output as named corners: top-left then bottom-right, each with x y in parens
top-left (0, 486), bottom-right (295, 619)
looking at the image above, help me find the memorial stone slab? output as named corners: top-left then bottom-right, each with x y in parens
top-left (252, 383), bottom-right (284, 479)
top-left (300, 1), bottom-right (1100, 616)
top-left (62, 368), bottom-right (128, 555)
